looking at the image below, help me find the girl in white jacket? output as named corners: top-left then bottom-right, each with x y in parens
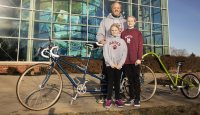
top-left (103, 23), bottom-right (127, 108)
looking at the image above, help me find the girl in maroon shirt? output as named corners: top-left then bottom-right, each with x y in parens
top-left (121, 16), bottom-right (143, 107)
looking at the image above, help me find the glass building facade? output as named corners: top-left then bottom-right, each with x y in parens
top-left (0, 0), bottom-right (169, 63)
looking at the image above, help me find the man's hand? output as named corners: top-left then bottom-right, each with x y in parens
top-left (99, 39), bottom-right (106, 45)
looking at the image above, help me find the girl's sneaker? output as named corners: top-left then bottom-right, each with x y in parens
top-left (115, 99), bottom-right (124, 108)
top-left (105, 99), bottom-right (112, 108)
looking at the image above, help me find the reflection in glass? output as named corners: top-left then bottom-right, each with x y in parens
top-left (53, 0), bottom-right (70, 12)
top-left (142, 31), bottom-right (151, 45)
top-left (132, 4), bottom-right (138, 19)
top-left (151, 0), bottom-right (161, 7)
top-left (22, 10), bottom-right (30, 20)
top-left (143, 45), bottom-right (152, 54)
top-left (88, 0), bottom-right (103, 17)
top-left (88, 17), bottom-right (102, 26)
top-left (53, 24), bottom-right (70, 40)
top-left (152, 24), bottom-right (162, 31)
top-left (34, 22), bottom-right (50, 38)
top-left (104, 0), bottom-right (112, 16)
top-left (121, 2), bottom-right (129, 19)
top-left (0, 0), bottom-right (21, 7)
top-left (71, 26), bottom-right (87, 41)
top-left (71, 1), bottom-right (87, 15)
top-left (71, 15), bottom-right (87, 25)
top-left (155, 46), bottom-right (162, 55)
top-left (90, 46), bottom-right (103, 59)
top-left (0, 19), bottom-right (19, 37)
top-left (35, 11), bottom-right (51, 21)
top-left (54, 11), bottom-right (69, 23)
top-left (0, 38), bottom-right (18, 61)
top-left (140, 0), bottom-right (150, 5)
top-left (19, 39), bottom-right (28, 61)
top-left (139, 6), bottom-right (150, 22)
top-left (35, 0), bottom-right (52, 11)
top-left (32, 40), bottom-right (50, 61)
top-left (53, 40), bottom-right (68, 55)
top-left (69, 41), bottom-right (86, 57)
top-left (151, 7), bottom-right (161, 23)
top-left (153, 32), bottom-right (162, 45)
top-left (0, 7), bottom-right (20, 18)
top-left (22, 0), bottom-right (30, 8)
top-left (88, 26), bottom-right (98, 41)
top-left (20, 21), bottom-right (29, 38)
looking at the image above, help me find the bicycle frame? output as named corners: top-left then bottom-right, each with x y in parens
top-left (142, 52), bottom-right (182, 86)
top-left (48, 55), bottom-right (107, 93)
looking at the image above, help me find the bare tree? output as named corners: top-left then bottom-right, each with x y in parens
top-left (170, 47), bottom-right (189, 56)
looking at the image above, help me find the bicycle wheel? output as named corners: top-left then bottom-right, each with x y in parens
top-left (180, 73), bottom-right (200, 99)
top-left (120, 76), bottom-right (129, 99)
top-left (120, 65), bottom-right (157, 102)
top-left (16, 63), bottom-right (63, 110)
top-left (140, 64), bottom-right (157, 102)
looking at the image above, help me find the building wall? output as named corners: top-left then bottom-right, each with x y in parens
top-left (0, 0), bottom-right (169, 64)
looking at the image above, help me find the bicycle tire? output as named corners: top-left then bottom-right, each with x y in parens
top-left (16, 63), bottom-right (63, 110)
top-left (140, 65), bottom-right (157, 101)
top-left (121, 65), bottom-right (157, 102)
top-left (180, 73), bottom-right (200, 99)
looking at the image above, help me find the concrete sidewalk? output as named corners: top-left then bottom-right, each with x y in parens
top-left (0, 75), bottom-right (200, 115)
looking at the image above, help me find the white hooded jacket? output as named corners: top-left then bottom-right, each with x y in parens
top-left (96, 13), bottom-right (127, 42)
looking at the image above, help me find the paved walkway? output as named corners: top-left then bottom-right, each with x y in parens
top-left (0, 74), bottom-right (200, 115)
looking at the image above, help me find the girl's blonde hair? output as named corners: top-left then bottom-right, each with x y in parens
top-left (110, 23), bottom-right (121, 32)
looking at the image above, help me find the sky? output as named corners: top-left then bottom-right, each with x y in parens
top-left (168, 0), bottom-right (200, 56)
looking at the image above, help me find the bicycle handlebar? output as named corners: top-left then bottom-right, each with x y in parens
top-left (85, 42), bottom-right (103, 50)
top-left (41, 46), bottom-right (60, 59)
top-left (40, 42), bottom-right (103, 59)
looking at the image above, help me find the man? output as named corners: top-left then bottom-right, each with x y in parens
top-left (96, 1), bottom-right (127, 104)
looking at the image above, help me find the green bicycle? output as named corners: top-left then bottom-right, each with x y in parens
top-left (122, 52), bottom-right (200, 101)
top-left (142, 52), bottom-right (200, 99)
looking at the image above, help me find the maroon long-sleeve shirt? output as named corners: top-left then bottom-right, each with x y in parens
top-left (121, 28), bottom-right (144, 64)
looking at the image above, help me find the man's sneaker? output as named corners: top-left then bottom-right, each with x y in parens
top-left (134, 100), bottom-right (140, 107)
top-left (105, 99), bottom-right (112, 108)
top-left (96, 98), bottom-right (104, 104)
top-left (115, 99), bottom-right (124, 108)
top-left (124, 99), bottom-right (134, 106)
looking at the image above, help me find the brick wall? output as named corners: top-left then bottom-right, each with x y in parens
top-left (0, 65), bottom-right (31, 75)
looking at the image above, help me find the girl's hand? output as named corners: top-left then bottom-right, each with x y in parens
top-left (111, 64), bottom-right (116, 68)
top-left (116, 65), bottom-right (122, 70)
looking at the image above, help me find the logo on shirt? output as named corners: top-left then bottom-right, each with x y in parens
top-left (109, 41), bottom-right (121, 50)
top-left (125, 35), bottom-right (133, 44)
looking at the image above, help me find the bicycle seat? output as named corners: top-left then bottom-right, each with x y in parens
top-left (176, 61), bottom-right (185, 66)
